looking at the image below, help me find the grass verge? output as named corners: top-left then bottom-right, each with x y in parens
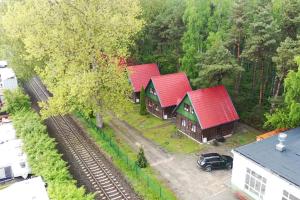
top-left (75, 113), bottom-right (178, 200)
top-left (118, 104), bottom-right (203, 154)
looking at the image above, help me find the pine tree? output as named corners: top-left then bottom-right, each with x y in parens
top-left (271, 37), bottom-right (300, 110)
top-left (194, 39), bottom-right (243, 86)
top-left (281, 0), bottom-right (300, 40)
top-left (265, 57), bottom-right (300, 129)
top-left (242, 1), bottom-right (279, 105)
top-left (136, 147), bottom-right (148, 168)
top-left (227, 0), bottom-right (248, 95)
top-left (139, 86), bottom-right (147, 115)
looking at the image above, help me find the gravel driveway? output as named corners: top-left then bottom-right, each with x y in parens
top-left (109, 117), bottom-right (237, 200)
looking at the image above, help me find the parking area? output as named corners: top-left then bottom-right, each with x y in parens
top-left (109, 117), bottom-right (243, 200)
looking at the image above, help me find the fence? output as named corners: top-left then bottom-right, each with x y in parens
top-left (79, 113), bottom-right (175, 200)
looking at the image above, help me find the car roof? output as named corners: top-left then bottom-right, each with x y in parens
top-left (201, 153), bottom-right (220, 158)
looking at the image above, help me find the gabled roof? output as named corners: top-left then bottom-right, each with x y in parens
top-left (187, 85), bottom-right (239, 129)
top-left (150, 72), bottom-right (192, 108)
top-left (234, 127), bottom-right (300, 187)
top-left (127, 63), bottom-right (160, 92)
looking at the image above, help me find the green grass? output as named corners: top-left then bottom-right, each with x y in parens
top-left (119, 104), bottom-right (203, 154)
top-left (225, 131), bottom-right (261, 148)
top-left (75, 114), bottom-right (178, 200)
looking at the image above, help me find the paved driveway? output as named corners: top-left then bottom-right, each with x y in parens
top-left (109, 117), bottom-right (237, 200)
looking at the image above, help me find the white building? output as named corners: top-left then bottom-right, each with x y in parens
top-left (0, 176), bottom-right (49, 200)
top-left (0, 67), bottom-right (18, 90)
top-left (0, 61), bottom-right (8, 68)
top-left (0, 67), bottom-right (18, 104)
top-left (0, 122), bottom-right (31, 181)
top-left (231, 127), bottom-right (300, 200)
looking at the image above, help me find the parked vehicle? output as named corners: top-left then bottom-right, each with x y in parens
top-left (197, 153), bottom-right (233, 172)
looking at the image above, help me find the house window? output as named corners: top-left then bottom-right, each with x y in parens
top-left (150, 88), bottom-right (156, 96)
top-left (148, 100), bottom-right (153, 107)
top-left (155, 105), bottom-right (159, 111)
top-left (190, 108), bottom-right (194, 114)
top-left (191, 124), bottom-right (196, 132)
top-left (20, 162), bottom-right (26, 168)
top-left (184, 104), bottom-right (190, 112)
top-left (282, 190), bottom-right (300, 200)
top-left (244, 168), bottom-right (267, 199)
top-left (181, 119), bottom-right (186, 127)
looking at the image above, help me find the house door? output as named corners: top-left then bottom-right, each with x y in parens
top-left (4, 167), bottom-right (12, 178)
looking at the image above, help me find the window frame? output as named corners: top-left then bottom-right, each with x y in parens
top-left (244, 168), bottom-right (267, 199)
top-left (282, 190), bottom-right (300, 200)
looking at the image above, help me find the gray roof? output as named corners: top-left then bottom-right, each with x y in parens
top-left (234, 127), bottom-right (300, 187)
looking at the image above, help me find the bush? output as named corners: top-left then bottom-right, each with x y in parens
top-left (6, 90), bottom-right (94, 200)
top-left (139, 87), bottom-right (147, 115)
top-left (3, 89), bottom-right (31, 114)
top-left (136, 147), bottom-right (148, 168)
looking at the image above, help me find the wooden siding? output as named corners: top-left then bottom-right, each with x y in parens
top-left (131, 92), bottom-right (140, 103)
top-left (176, 114), bottom-right (202, 142)
top-left (176, 113), bottom-right (236, 143)
top-left (176, 95), bottom-right (198, 122)
top-left (145, 81), bottom-right (159, 102)
top-left (146, 97), bottom-right (175, 119)
top-left (201, 122), bottom-right (235, 141)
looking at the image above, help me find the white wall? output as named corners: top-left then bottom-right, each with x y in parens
top-left (2, 77), bottom-right (18, 90)
top-left (231, 151), bottom-right (300, 200)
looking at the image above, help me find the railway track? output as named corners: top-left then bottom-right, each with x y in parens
top-left (28, 77), bottom-right (132, 200)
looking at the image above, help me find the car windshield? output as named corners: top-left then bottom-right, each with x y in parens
top-left (220, 155), bottom-right (226, 160)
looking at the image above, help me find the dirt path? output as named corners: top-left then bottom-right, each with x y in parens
top-left (109, 116), bottom-right (236, 200)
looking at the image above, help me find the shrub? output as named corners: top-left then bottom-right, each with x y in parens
top-left (3, 89), bottom-right (31, 114)
top-left (139, 86), bottom-right (147, 115)
top-left (6, 89), bottom-right (94, 200)
top-left (136, 147), bottom-right (148, 168)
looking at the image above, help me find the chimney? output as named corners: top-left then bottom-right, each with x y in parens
top-left (276, 133), bottom-right (287, 152)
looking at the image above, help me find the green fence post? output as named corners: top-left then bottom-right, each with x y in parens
top-left (160, 187), bottom-right (162, 199)
top-left (147, 175), bottom-right (149, 187)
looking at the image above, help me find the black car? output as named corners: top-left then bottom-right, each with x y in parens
top-left (197, 153), bottom-right (233, 172)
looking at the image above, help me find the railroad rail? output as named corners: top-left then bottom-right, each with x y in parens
top-left (28, 77), bottom-right (132, 200)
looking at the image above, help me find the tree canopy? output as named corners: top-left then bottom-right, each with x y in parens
top-left (2, 0), bottom-right (143, 127)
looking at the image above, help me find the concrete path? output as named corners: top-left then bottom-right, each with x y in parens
top-left (109, 117), bottom-right (237, 200)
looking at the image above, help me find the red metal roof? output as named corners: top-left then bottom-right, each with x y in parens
top-left (127, 63), bottom-right (160, 92)
top-left (188, 85), bottom-right (239, 129)
top-left (151, 72), bottom-right (192, 108)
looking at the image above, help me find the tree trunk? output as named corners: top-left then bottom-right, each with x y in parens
top-left (274, 77), bottom-right (283, 97)
top-left (252, 65), bottom-right (257, 90)
top-left (270, 76), bottom-right (283, 113)
top-left (258, 64), bottom-right (264, 105)
top-left (96, 112), bottom-right (104, 129)
top-left (234, 42), bottom-right (242, 95)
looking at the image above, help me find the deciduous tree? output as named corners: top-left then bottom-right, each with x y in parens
top-left (2, 0), bottom-right (143, 128)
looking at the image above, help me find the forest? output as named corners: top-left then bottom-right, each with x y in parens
top-left (1, 0), bottom-right (300, 130)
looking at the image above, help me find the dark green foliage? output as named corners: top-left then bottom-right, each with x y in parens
top-left (242, 1), bottom-right (280, 105)
top-left (134, 0), bottom-right (185, 74)
top-left (265, 57), bottom-right (300, 129)
top-left (3, 89), bottom-right (31, 114)
top-left (280, 0), bottom-right (300, 40)
top-left (270, 37), bottom-right (300, 110)
top-left (193, 40), bottom-right (243, 86)
top-left (139, 86), bottom-right (147, 115)
top-left (136, 147), bottom-right (148, 168)
top-left (4, 89), bottom-right (93, 200)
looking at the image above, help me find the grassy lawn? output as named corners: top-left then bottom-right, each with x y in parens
top-left (119, 104), bottom-right (204, 154)
top-left (225, 129), bottom-right (261, 148)
top-left (75, 114), bottom-right (178, 200)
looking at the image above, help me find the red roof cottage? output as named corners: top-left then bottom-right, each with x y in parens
top-left (127, 63), bottom-right (160, 103)
top-left (145, 72), bottom-right (192, 119)
top-left (174, 85), bottom-right (239, 143)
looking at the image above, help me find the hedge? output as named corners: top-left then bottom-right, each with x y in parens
top-left (4, 89), bottom-right (94, 200)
